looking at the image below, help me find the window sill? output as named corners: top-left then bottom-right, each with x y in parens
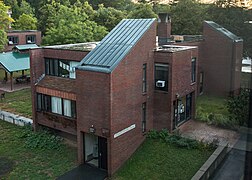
top-left (190, 82), bottom-right (196, 86)
top-left (154, 90), bottom-right (169, 94)
top-left (142, 92), bottom-right (147, 96)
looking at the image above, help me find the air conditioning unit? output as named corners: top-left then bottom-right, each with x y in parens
top-left (27, 40), bottom-right (32, 43)
top-left (8, 41), bottom-right (13, 45)
top-left (156, 80), bottom-right (165, 88)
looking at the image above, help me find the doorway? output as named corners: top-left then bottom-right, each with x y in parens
top-left (83, 133), bottom-right (108, 170)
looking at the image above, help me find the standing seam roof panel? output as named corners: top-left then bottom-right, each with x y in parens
top-left (78, 18), bottom-right (156, 73)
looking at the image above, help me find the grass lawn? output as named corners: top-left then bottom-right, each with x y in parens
top-left (196, 95), bottom-right (228, 116)
top-left (113, 139), bottom-right (213, 180)
top-left (0, 88), bottom-right (32, 118)
top-left (0, 120), bottom-right (77, 179)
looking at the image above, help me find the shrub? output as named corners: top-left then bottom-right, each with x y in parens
top-left (147, 129), bottom-right (216, 150)
top-left (227, 89), bottom-right (249, 126)
top-left (17, 126), bottom-right (63, 150)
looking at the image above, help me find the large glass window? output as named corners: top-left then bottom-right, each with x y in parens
top-left (45, 58), bottom-right (78, 79)
top-left (142, 64), bottom-right (147, 93)
top-left (142, 102), bottom-right (146, 133)
top-left (191, 58), bottom-right (196, 83)
top-left (37, 93), bottom-right (76, 118)
top-left (8, 36), bottom-right (18, 45)
top-left (51, 97), bottom-right (62, 115)
top-left (155, 63), bottom-right (169, 91)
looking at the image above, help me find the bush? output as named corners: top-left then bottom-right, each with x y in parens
top-left (17, 126), bottom-right (63, 150)
top-left (147, 129), bottom-right (217, 150)
top-left (227, 89), bottom-right (249, 126)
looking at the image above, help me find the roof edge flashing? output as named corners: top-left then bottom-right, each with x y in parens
top-left (76, 66), bottom-right (111, 74)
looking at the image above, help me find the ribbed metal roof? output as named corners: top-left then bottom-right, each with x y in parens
top-left (78, 18), bottom-right (156, 73)
top-left (13, 44), bottom-right (38, 50)
top-left (0, 52), bottom-right (30, 73)
top-left (205, 21), bottom-right (243, 42)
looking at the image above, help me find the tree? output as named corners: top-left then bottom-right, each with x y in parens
top-left (128, 3), bottom-right (158, 19)
top-left (207, 4), bottom-right (252, 57)
top-left (87, 0), bottom-right (134, 10)
top-left (170, 0), bottom-right (209, 35)
top-left (94, 4), bottom-right (126, 31)
top-left (18, 0), bottom-right (34, 15)
top-left (13, 13), bottom-right (37, 30)
top-left (3, 0), bottom-right (19, 19)
top-left (42, 4), bottom-right (107, 45)
top-left (227, 89), bottom-right (249, 126)
top-left (0, 1), bottom-right (14, 51)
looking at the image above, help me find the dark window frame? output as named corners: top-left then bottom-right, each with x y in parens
top-left (142, 64), bottom-right (147, 93)
top-left (142, 102), bottom-right (147, 133)
top-left (37, 93), bottom-right (76, 119)
top-left (155, 63), bottom-right (169, 91)
top-left (45, 58), bottom-right (71, 78)
top-left (26, 35), bottom-right (36, 44)
top-left (191, 58), bottom-right (196, 83)
top-left (7, 36), bottom-right (19, 45)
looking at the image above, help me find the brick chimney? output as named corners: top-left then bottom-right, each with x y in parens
top-left (157, 13), bottom-right (171, 43)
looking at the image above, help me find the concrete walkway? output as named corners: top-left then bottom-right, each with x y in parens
top-left (57, 164), bottom-right (107, 180)
top-left (179, 120), bottom-right (240, 147)
top-left (210, 128), bottom-right (252, 180)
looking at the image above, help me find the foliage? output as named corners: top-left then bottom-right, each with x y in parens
top-left (42, 3), bottom-right (108, 45)
top-left (0, 1), bottom-right (13, 51)
top-left (0, 120), bottom-right (77, 179)
top-left (94, 4), bottom-right (126, 31)
top-left (227, 89), bottom-right (250, 126)
top-left (87, 0), bottom-right (134, 10)
top-left (18, 0), bottom-right (34, 16)
top-left (195, 95), bottom-right (239, 129)
top-left (207, 4), bottom-right (252, 56)
top-left (170, 0), bottom-right (210, 35)
top-left (147, 129), bottom-right (217, 150)
top-left (17, 126), bottom-right (63, 150)
top-left (3, 0), bottom-right (19, 19)
top-left (113, 138), bottom-right (213, 180)
top-left (128, 3), bottom-right (158, 19)
top-left (13, 13), bottom-right (37, 30)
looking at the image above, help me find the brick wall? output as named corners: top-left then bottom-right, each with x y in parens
top-left (5, 31), bottom-right (42, 51)
top-left (109, 21), bottom-right (156, 175)
top-left (153, 48), bottom-right (198, 131)
top-left (201, 22), bottom-right (243, 96)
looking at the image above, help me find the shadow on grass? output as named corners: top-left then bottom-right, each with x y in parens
top-left (0, 157), bottom-right (14, 178)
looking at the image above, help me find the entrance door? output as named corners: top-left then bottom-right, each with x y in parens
top-left (84, 133), bottom-right (108, 170)
top-left (98, 137), bottom-right (108, 170)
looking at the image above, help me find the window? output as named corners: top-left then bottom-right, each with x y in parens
top-left (26, 35), bottom-right (36, 44)
top-left (45, 58), bottom-right (78, 79)
top-left (51, 97), bottom-right (62, 115)
top-left (8, 36), bottom-right (18, 45)
top-left (191, 58), bottom-right (196, 83)
top-left (142, 102), bottom-right (146, 133)
top-left (142, 64), bottom-right (147, 93)
top-left (155, 63), bottom-right (169, 91)
top-left (37, 93), bottom-right (51, 112)
top-left (199, 72), bottom-right (204, 94)
top-left (37, 93), bottom-right (76, 118)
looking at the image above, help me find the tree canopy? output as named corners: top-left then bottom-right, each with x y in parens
top-left (42, 3), bottom-right (107, 45)
top-left (13, 13), bottom-right (37, 30)
top-left (0, 1), bottom-right (14, 51)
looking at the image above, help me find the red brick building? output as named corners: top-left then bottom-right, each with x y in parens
top-left (30, 17), bottom-right (242, 176)
top-left (4, 30), bottom-right (41, 52)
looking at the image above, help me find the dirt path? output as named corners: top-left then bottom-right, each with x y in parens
top-left (179, 120), bottom-right (240, 147)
